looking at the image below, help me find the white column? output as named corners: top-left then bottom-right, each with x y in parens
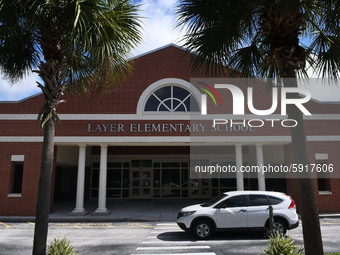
top-left (256, 144), bottom-right (266, 191)
top-left (94, 144), bottom-right (110, 215)
top-left (235, 144), bottom-right (244, 191)
top-left (71, 144), bottom-right (88, 215)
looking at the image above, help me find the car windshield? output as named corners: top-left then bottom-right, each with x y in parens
top-left (201, 194), bottom-right (228, 207)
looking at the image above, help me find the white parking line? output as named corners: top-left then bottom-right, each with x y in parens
top-left (136, 246), bottom-right (211, 250)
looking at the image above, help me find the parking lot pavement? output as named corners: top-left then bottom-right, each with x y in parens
top-left (0, 219), bottom-right (339, 255)
top-left (0, 222), bottom-right (152, 255)
top-left (132, 220), bottom-right (340, 255)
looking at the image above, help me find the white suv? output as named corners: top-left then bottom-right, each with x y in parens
top-left (176, 191), bottom-right (299, 239)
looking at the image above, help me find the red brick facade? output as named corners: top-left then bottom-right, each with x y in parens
top-left (1, 45), bottom-right (340, 216)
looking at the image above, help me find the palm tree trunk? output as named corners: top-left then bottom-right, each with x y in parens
top-left (283, 76), bottom-right (324, 255)
top-left (32, 118), bottom-right (55, 255)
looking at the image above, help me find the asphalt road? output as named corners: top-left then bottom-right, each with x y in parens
top-left (0, 218), bottom-right (339, 255)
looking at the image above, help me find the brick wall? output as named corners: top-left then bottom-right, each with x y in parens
top-left (285, 142), bottom-right (340, 213)
top-left (0, 143), bottom-right (42, 215)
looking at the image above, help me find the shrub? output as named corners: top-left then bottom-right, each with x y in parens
top-left (263, 233), bottom-right (304, 255)
top-left (47, 237), bottom-right (78, 255)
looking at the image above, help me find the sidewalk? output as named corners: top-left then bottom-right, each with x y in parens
top-left (0, 199), bottom-right (204, 222)
top-left (1, 199), bottom-right (339, 222)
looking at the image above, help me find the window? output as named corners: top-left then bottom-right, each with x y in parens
top-left (248, 195), bottom-right (269, 206)
top-left (201, 194), bottom-right (228, 207)
top-left (12, 162), bottom-right (24, 193)
top-left (316, 160), bottom-right (331, 192)
top-left (144, 85), bottom-right (199, 112)
top-left (220, 195), bottom-right (246, 208)
top-left (268, 196), bottom-right (283, 205)
top-left (91, 162), bottom-right (130, 198)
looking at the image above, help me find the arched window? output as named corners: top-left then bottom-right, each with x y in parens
top-left (144, 85), bottom-right (200, 112)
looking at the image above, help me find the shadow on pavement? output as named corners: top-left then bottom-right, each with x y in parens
top-left (156, 230), bottom-right (267, 241)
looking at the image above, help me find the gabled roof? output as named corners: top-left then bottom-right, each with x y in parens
top-left (0, 44), bottom-right (190, 104)
top-left (129, 43), bottom-right (189, 61)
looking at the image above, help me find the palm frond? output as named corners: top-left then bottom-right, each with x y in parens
top-left (177, 0), bottom-right (258, 75)
top-left (65, 0), bottom-right (142, 91)
top-left (226, 35), bottom-right (265, 78)
top-left (0, 0), bottom-right (39, 81)
top-left (308, 30), bottom-right (340, 79)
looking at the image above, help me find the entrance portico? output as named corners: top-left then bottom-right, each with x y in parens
top-left (63, 142), bottom-right (285, 215)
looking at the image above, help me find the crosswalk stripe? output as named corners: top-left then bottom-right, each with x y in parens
top-left (131, 253), bottom-right (216, 255)
top-left (137, 246), bottom-right (211, 250)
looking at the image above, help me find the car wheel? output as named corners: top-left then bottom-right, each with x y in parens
top-left (272, 219), bottom-right (287, 235)
top-left (192, 220), bottom-right (213, 240)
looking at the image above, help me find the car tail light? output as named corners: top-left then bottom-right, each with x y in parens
top-left (288, 197), bottom-right (296, 209)
top-left (283, 193), bottom-right (296, 209)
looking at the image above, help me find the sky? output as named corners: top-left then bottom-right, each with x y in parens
top-left (0, 0), bottom-right (339, 102)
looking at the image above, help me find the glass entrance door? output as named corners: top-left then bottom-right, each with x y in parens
top-left (142, 169), bottom-right (151, 197)
top-left (131, 169), bottom-right (152, 198)
top-left (131, 169), bottom-right (141, 198)
top-left (130, 160), bottom-right (153, 198)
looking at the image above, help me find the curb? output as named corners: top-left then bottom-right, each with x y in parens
top-left (0, 217), bottom-right (172, 223)
top-left (319, 214), bottom-right (340, 219)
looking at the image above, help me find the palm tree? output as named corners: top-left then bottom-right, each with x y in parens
top-left (0, 0), bottom-right (141, 254)
top-left (177, 1), bottom-right (340, 255)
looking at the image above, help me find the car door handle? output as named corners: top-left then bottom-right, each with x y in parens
top-left (239, 209), bottom-right (247, 213)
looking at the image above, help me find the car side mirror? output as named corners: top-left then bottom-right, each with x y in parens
top-left (215, 203), bottom-right (227, 209)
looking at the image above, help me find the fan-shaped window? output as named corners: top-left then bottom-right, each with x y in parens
top-left (144, 86), bottom-right (200, 112)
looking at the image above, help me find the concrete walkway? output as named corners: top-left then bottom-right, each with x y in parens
top-left (1, 199), bottom-right (339, 222)
top-left (0, 199), bottom-right (205, 222)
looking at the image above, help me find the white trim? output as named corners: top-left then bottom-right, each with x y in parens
top-left (309, 98), bottom-right (340, 104)
top-left (128, 43), bottom-right (188, 61)
top-left (303, 114), bottom-right (340, 120)
top-left (307, 136), bottom-right (340, 141)
top-left (318, 191), bottom-right (332, 195)
top-left (2, 113), bottom-right (340, 120)
top-left (315, 153), bottom-right (328, 160)
top-left (7, 193), bottom-right (22, 198)
top-left (0, 135), bottom-right (287, 144)
top-left (0, 114), bottom-right (38, 120)
top-left (1, 135), bottom-right (340, 143)
top-left (136, 78), bottom-right (202, 116)
top-left (0, 92), bottom-right (42, 103)
top-left (11, 155), bottom-right (24, 162)
top-left (0, 137), bottom-right (43, 142)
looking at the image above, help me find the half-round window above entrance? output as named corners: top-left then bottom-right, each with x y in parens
top-left (144, 86), bottom-right (200, 112)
